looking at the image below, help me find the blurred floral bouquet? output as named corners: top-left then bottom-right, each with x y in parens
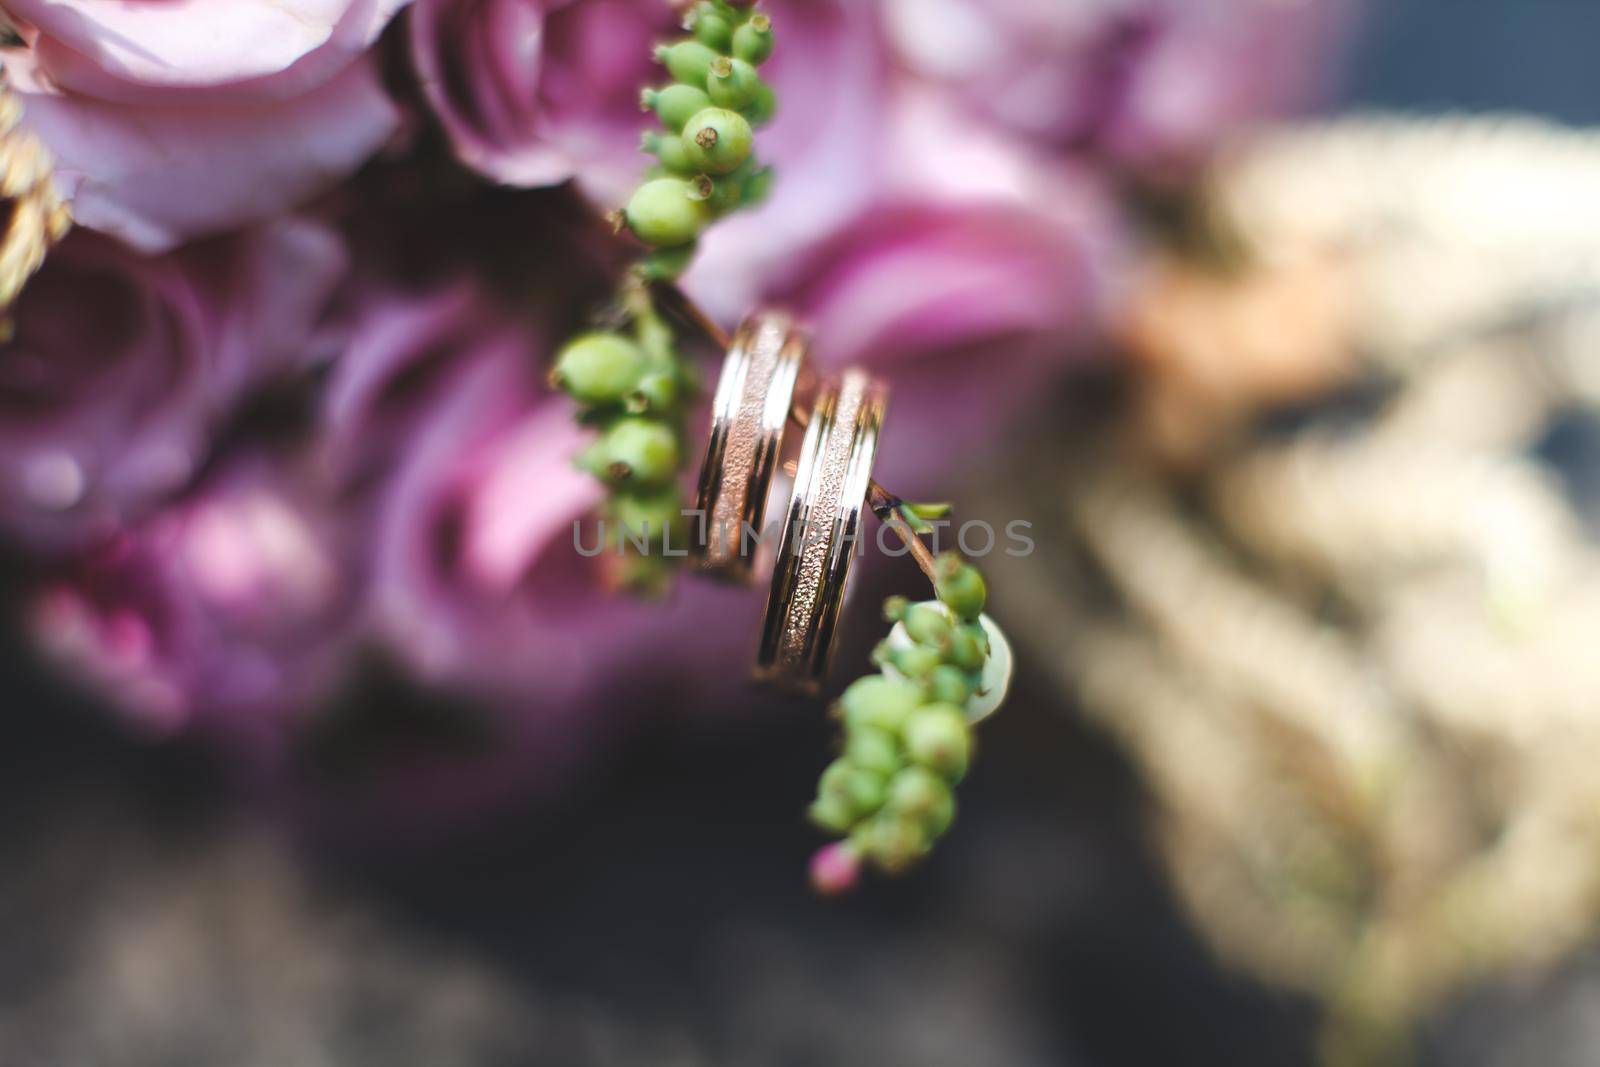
top-left (0, 0), bottom-right (1345, 816)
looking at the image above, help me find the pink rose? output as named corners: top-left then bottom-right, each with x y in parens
top-left (0, 221), bottom-right (346, 550)
top-left (690, 88), bottom-right (1117, 488)
top-left (3, 0), bottom-right (410, 251)
top-left (410, 0), bottom-right (883, 212)
top-left (410, 0), bottom-right (666, 195)
top-left (884, 0), bottom-right (1351, 173)
top-left (319, 283), bottom-right (751, 819)
top-left (29, 452), bottom-right (359, 749)
top-left (758, 197), bottom-right (1102, 490)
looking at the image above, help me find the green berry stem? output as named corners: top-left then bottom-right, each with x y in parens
top-left (809, 552), bottom-right (1004, 894)
top-left (555, 2), bottom-right (780, 594)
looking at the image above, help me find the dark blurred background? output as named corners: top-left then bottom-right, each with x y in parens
top-left (4, 3), bottom-right (1599, 1065)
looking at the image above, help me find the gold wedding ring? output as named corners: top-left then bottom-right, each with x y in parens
top-left (692, 311), bottom-right (808, 580)
top-left (757, 368), bottom-right (888, 694)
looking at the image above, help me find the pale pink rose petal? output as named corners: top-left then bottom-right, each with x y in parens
top-left (9, 0), bottom-right (412, 101)
top-left (15, 57), bottom-right (401, 252)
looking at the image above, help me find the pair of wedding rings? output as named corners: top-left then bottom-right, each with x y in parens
top-left (691, 310), bottom-right (887, 695)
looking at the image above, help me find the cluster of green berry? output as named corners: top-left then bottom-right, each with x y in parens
top-left (808, 554), bottom-right (992, 893)
top-left (551, 284), bottom-right (694, 592)
top-left (552, 3), bottom-right (776, 591)
top-left (622, 1), bottom-right (776, 276)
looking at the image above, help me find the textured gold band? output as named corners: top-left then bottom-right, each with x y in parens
top-left (757, 368), bottom-right (887, 694)
top-left (692, 311), bottom-right (808, 580)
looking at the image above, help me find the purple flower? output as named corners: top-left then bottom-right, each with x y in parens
top-left (0, 221), bottom-right (346, 550)
top-left (314, 282), bottom-right (751, 818)
top-left (29, 452), bottom-right (358, 747)
top-left (883, 0), bottom-right (1350, 173)
top-left (3, 0), bottom-right (410, 251)
top-left (410, 0), bottom-right (883, 212)
top-left (410, 0), bottom-right (668, 197)
top-left (760, 199), bottom-right (1103, 488)
top-left (686, 90), bottom-right (1116, 489)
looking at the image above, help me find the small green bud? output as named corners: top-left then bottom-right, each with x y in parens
top-left (883, 596), bottom-right (910, 622)
top-left (904, 602), bottom-right (953, 647)
top-left (689, 4), bottom-right (733, 52)
top-left (934, 553), bottom-right (987, 621)
top-left (654, 39), bottom-right (720, 89)
top-left (845, 726), bottom-right (903, 777)
top-left (623, 177), bottom-right (712, 247)
top-left (635, 240), bottom-right (699, 282)
top-left (903, 703), bottom-right (972, 781)
top-left (819, 757), bottom-right (887, 818)
top-left (742, 80), bottom-right (777, 127)
top-left (681, 106), bottom-right (753, 175)
top-left (599, 417), bottom-right (679, 486)
top-left (890, 643), bottom-right (942, 680)
top-left (641, 83), bottom-right (713, 132)
top-left (944, 624), bottom-right (987, 672)
top-left (808, 794), bottom-right (855, 834)
top-left (551, 332), bottom-right (647, 406)
top-left (706, 56), bottom-right (761, 110)
top-left (732, 14), bottom-right (774, 65)
top-left (861, 815), bottom-right (929, 874)
top-left (641, 130), bottom-right (696, 174)
top-left (927, 664), bottom-right (975, 707)
top-left (839, 674), bottom-right (923, 734)
top-left (608, 487), bottom-right (683, 546)
top-left (625, 369), bottom-right (681, 414)
top-left (886, 766), bottom-right (954, 833)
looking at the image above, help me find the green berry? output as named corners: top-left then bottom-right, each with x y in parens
top-left (641, 84), bottom-right (713, 132)
top-left (742, 81), bottom-right (777, 126)
top-left (944, 624), bottom-right (988, 672)
top-left (623, 177), bottom-right (712, 247)
top-left (839, 674), bottom-right (923, 734)
top-left (927, 664), bottom-right (975, 707)
top-left (904, 602), bottom-right (953, 647)
top-left (819, 758), bottom-right (887, 818)
top-left (706, 172), bottom-right (746, 215)
top-left (947, 620), bottom-right (985, 671)
top-left (625, 369), bottom-right (681, 414)
top-left (598, 417), bottom-right (679, 487)
top-left (608, 487), bottom-right (682, 546)
top-left (886, 767), bottom-right (954, 833)
top-left (861, 814), bottom-right (928, 874)
top-left (654, 39), bottom-right (720, 89)
top-left (934, 554), bottom-right (987, 621)
top-left (903, 703), bottom-right (972, 781)
top-left (808, 794), bottom-right (855, 833)
top-left (641, 130), bottom-right (696, 174)
top-left (681, 107), bottom-right (753, 175)
top-left (551, 332), bottom-right (646, 406)
top-left (890, 643), bottom-right (942, 680)
top-left (845, 726), bottom-right (903, 777)
top-left (706, 56), bottom-right (761, 110)
top-left (689, 5), bottom-right (733, 52)
top-left (732, 14), bottom-right (774, 65)
top-left (635, 241), bottom-right (699, 282)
